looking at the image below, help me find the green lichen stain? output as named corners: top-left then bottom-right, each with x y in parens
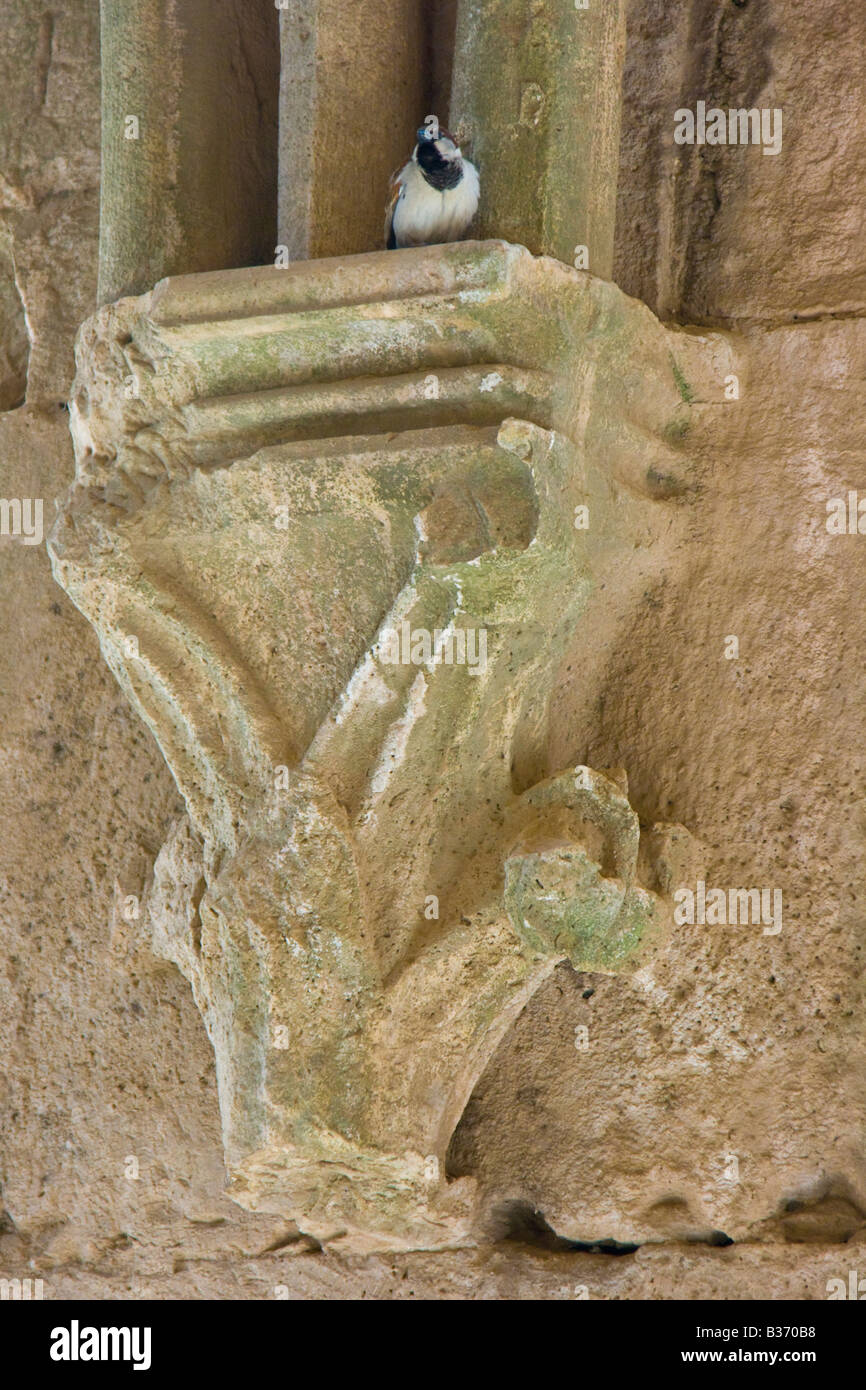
top-left (663, 415), bottom-right (691, 444)
top-left (670, 355), bottom-right (694, 405)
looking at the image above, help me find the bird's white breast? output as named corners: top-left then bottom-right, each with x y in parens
top-left (392, 160), bottom-right (480, 248)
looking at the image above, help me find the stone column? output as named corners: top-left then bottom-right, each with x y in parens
top-left (98, 0), bottom-right (279, 305)
top-left (450, 0), bottom-right (627, 276)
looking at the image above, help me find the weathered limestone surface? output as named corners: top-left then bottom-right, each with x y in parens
top-left (0, 0), bottom-right (274, 1282)
top-left (451, 0), bottom-right (627, 275)
top-left (0, 237), bottom-right (28, 410)
top-left (49, 241), bottom-right (732, 1249)
top-left (0, 1), bottom-right (100, 402)
top-left (98, 0), bottom-right (279, 303)
top-left (278, 0), bottom-right (430, 261)
top-left (7, 1232), bottom-right (866, 1302)
top-left (2, 0), bottom-right (866, 1297)
top-left (451, 313), bottom-right (866, 1248)
top-left (615, 0), bottom-right (866, 322)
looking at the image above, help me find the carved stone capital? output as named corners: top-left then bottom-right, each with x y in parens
top-left (49, 242), bottom-right (732, 1250)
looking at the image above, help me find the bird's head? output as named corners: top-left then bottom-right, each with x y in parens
top-left (414, 121), bottom-right (461, 163)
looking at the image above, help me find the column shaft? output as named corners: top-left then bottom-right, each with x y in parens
top-left (450, 0), bottom-right (627, 275)
top-left (98, 0), bottom-right (278, 304)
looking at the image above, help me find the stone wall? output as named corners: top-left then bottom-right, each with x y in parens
top-left (1, 0), bottom-right (865, 1298)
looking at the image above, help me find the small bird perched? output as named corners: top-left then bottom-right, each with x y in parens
top-left (385, 119), bottom-right (480, 250)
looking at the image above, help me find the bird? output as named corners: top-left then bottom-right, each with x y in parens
top-left (385, 120), bottom-right (480, 250)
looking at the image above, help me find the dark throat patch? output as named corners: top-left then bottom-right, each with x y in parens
top-left (417, 143), bottom-right (463, 191)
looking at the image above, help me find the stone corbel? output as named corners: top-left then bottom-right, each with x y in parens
top-left (50, 240), bottom-right (733, 1251)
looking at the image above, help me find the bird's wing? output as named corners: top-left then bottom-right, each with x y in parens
top-left (384, 163), bottom-right (409, 248)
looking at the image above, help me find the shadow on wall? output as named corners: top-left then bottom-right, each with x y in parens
top-left (614, 0), bottom-right (780, 320)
